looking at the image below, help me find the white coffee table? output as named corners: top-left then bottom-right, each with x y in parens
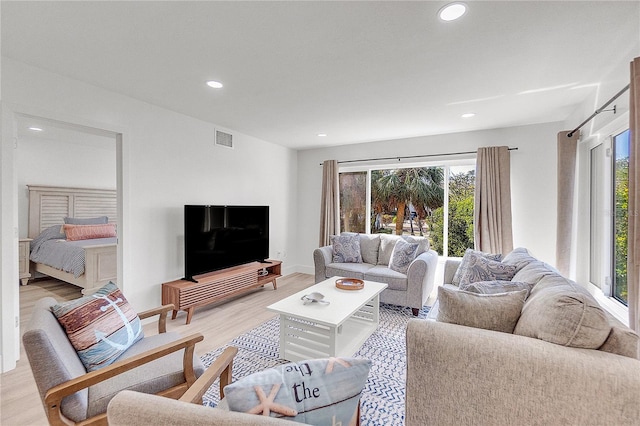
top-left (267, 277), bottom-right (387, 362)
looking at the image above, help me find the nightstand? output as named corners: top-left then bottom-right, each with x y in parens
top-left (19, 238), bottom-right (32, 285)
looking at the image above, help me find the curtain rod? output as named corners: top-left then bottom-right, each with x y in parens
top-left (567, 84), bottom-right (630, 138)
top-left (319, 147), bottom-right (518, 166)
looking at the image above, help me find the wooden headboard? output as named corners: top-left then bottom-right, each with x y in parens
top-left (28, 185), bottom-right (117, 238)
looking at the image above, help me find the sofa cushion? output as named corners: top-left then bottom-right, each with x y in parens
top-left (452, 249), bottom-right (503, 286)
top-left (401, 235), bottom-right (430, 256)
top-left (358, 234), bottom-right (381, 265)
top-left (364, 265), bottom-right (408, 291)
top-left (501, 247), bottom-right (538, 272)
top-left (598, 312), bottom-right (640, 359)
top-left (511, 261), bottom-right (560, 289)
top-left (51, 281), bottom-right (143, 372)
top-left (457, 255), bottom-right (517, 287)
top-left (223, 357), bottom-right (371, 425)
top-left (389, 239), bottom-right (419, 274)
top-left (378, 234), bottom-right (397, 266)
top-left (436, 286), bottom-right (527, 333)
top-left (460, 280), bottom-right (535, 298)
top-left (325, 262), bottom-right (373, 280)
top-left (330, 234), bottom-right (362, 263)
top-left (513, 281), bottom-right (611, 349)
top-left (88, 331), bottom-right (205, 418)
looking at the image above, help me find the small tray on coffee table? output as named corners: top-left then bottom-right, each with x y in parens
top-left (335, 278), bottom-right (365, 290)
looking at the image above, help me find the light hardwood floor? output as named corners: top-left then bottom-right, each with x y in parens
top-left (0, 273), bottom-right (314, 425)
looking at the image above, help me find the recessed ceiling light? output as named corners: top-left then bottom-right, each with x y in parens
top-left (206, 80), bottom-right (223, 89)
top-left (28, 127), bottom-right (43, 132)
top-left (461, 113), bottom-right (476, 118)
top-left (317, 133), bottom-right (327, 137)
top-left (438, 2), bottom-right (467, 21)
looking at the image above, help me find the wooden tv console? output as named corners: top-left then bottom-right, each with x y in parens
top-left (162, 260), bottom-right (281, 325)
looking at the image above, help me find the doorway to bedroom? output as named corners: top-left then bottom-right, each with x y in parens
top-left (14, 113), bottom-right (120, 296)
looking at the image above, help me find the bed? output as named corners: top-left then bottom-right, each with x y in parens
top-left (27, 185), bottom-right (117, 295)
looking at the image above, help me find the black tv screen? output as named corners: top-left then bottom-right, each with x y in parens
top-left (184, 205), bottom-right (269, 281)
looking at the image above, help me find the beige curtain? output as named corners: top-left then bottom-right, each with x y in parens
top-left (319, 160), bottom-right (339, 247)
top-left (629, 57), bottom-right (640, 333)
top-left (556, 130), bottom-right (580, 277)
top-left (474, 146), bottom-right (513, 255)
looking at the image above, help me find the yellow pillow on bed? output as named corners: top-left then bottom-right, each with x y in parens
top-left (64, 223), bottom-right (117, 241)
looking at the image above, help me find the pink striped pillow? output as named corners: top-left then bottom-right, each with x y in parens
top-left (64, 223), bottom-right (116, 241)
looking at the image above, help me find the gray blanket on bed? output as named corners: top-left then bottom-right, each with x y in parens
top-left (30, 225), bottom-right (116, 278)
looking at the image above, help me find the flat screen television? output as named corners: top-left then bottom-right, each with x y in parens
top-left (184, 205), bottom-right (269, 281)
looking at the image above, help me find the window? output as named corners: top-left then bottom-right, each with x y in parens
top-left (338, 162), bottom-right (475, 257)
top-left (589, 127), bottom-right (629, 307)
top-left (613, 129), bottom-right (630, 305)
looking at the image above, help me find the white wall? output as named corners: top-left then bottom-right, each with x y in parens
top-left (16, 134), bottom-right (117, 237)
top-left (294, 121), bottom-right (564, 273)
top-left (0, 57), bottom-right (298, 370)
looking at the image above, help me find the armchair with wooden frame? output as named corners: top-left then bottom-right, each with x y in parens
top-left (22, 297), bottom-right (236, 426)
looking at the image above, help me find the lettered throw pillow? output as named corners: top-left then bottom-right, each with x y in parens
top-left (452, 249), bottom-right (503, 286)
top-left (51, 281), bottom-right (143, 372)
top-left (331, 233), bottom-right (362, 263)
top-left (224, 357), bottom-right (371, 425)
top-left (389, 239), bottom-right (419, 273)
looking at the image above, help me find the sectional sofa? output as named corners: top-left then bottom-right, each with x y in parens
top-left (405, 248), bottom-right (640, 425)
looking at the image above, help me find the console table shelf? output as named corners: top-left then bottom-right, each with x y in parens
top-left (162, 260), bottom-right (281, 324)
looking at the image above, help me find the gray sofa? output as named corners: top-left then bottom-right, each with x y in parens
top-left (406, 248), bottom-right (640, 425)
top-left (313, 233), bottom-right (438, 315)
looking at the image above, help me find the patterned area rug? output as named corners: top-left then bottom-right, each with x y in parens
top-left (200, 303), bottom-right (430, 425)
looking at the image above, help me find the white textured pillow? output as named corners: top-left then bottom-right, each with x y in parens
top-left (389, 239), bottom-right (419, 274)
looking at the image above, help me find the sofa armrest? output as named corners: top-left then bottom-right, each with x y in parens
top-left (313, 246), bottom-right (333, 283)
top-left (406, 249), bottom-right (438, 308)
top-left (405, 320), bottom-right (640, 426)
top-left (442, 258), bottom-right (461, 285)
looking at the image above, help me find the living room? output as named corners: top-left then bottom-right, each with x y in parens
top-left (1, 1), bottom-right (639, 424)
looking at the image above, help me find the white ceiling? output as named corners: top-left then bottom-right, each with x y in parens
top-left (2, 1), bottom-right (638, 150)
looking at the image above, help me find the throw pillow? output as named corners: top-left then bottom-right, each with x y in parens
top-left (64, 216), bottom-right (109, 225)
top-left (452, 249), bottom-right (503, 286)
top-left (64, 223), bottom-right (117, 241)
top-left (388, 239), bottom-right (419, 274)
top-left (331, 233), bottom-right (362, 263)
top-left (224, 357), bottom-right (371, 425)
top-left (400, 235), bottom-right (430, 256)
top-left (513, 282), bottom-right (611, 349)
top-left (436, 286), bottom-right (527, 333)
top-left (460, 280), bottom-right (535, 298)
top-left (501, 247), bottom-right (537, 272)
top-left (457, 255), bottom-right (517, 287)
top-left (355, 233), bottom-right (381, 265)
top-left (51, 281), bottom-right (143, 372)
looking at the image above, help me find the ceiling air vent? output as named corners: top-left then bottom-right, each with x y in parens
top-left (215, 129), bottom-right (234, 149)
